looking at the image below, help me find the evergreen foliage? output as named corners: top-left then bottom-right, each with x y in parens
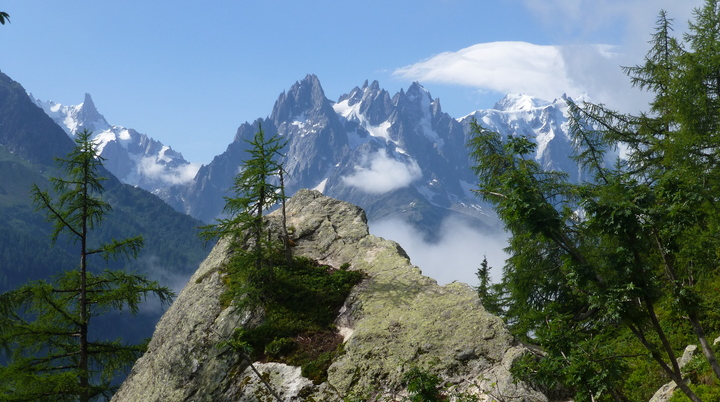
top-left (201, 123), bottom-right (289, 272)
top-left (223, 251), bottom-right (363, 384)
top-left (204, 124), bottom-right (364, 385)
top-left (469, 2), bottom-right (720, 401)
top-left (0, 143), bottom-right (207, 298)
top-left (474, 256), bottom-right (505, 316)
top-left (0, 130), bottom-right (174, 401)
top-left (402, 367), bottom-right (443, 402)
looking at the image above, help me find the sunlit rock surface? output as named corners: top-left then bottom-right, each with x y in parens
top-left (111, 189), bottom-right (547, 401)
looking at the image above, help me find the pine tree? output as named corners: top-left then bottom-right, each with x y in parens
top-left (469, 2), bottom-right (720, 400)
top-left (0, 129), bottom-right (173, 401)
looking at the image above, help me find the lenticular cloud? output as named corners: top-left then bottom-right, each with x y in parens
top-left (393, 41), bottom-right (590, 102)
top-left (341, 150), bottom-right (422, 194)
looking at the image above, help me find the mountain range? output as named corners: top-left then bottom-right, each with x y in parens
top-left (33, 93), bottom-right (200, 194)
top-left (35, 74), bottom-right (580, 242)
top-left (0, 71), bottom-right (209, 343)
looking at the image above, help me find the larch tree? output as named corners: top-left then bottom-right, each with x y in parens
top-left (469, 2), bottom-right (720, 401)
top-left (0, 129), bottom-right (173, 401)
top-left (201, 123), bottom-right (288, 284)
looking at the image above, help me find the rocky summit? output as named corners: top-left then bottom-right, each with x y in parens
top-left (110, 190), bottom-right (547, 401)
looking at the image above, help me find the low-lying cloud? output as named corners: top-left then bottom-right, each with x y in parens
top-left (341, 150), bottom-right (422, 194)
top-left (138, 158), bottom-right (200, 185)
top-left (369, 215), bottom-right (509, 287)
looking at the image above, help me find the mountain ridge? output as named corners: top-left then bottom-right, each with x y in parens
top-left (32, 93), bottom-right (200, 193)
top-left (162, 75), bottom-right (577, 242)
top-left (32, 74), bottom-right (580, 243)
top-left (0, 70), bottom-right (210, 342)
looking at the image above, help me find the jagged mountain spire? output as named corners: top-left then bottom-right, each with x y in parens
top-left (75, 93), bottom-right (110, 133)
top-left (33, 93), bottom-right (199, 193)
top-left (270, 74), bottom-right (331, 123)
top-left (32, 73), bottom-right (578, 242)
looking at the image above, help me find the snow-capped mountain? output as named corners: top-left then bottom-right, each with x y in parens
top-left (32, 76), bottom-right (579, 240)
top-left (461, 93), bottom-right (582, 182)
top-left (162, 75), bottom-right (578, 240)
top-left (33, 93), bottom-right (200, 193)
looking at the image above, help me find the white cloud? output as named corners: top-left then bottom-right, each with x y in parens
top-left (394, 41), bottom-right (645, 111)
top-left (394, 41), bottom-right (584, 100)
top-left (520, 0), bottom-right (701, 43)
top-left (369, 216), bottom-right (509, 287)
top-left (341, 150), bottom-right (422, 194)
top-left (393, 1), bottom-right (705, 113)
top-left (138, 157), bottom-right (200, 185)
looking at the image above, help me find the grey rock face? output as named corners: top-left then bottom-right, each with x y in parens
top-left (111, 190), bottom-right (547, 402)
top-left (169, 77), bottom-right (580, 244)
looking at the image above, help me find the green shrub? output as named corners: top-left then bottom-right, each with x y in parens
top-left (403, 367), bottom-right (443, 402)
top-left (265, 337), bottom-right (297, 358)
top-left (223, 249), bottom-right (363, 384)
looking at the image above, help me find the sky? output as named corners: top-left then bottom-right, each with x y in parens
top-left (0, 1), bottom-right (708, 286)
top-left (0, 0), bottom-right (705, 166)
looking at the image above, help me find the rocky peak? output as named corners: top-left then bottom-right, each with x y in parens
top-left (71, 93), bottom-right (111, 134)
top-left (110, 190), bottom-right (548, 402)
top-left (271, 74), bottom-right (332, 124)
top-left (353, 80), bottom-right (393, 126)
top-left (397, 82), bottom-right (432, 109)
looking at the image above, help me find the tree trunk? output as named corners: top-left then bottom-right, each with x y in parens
top-left (79, 164), bottom-right (90, 402)
top-left (279, 170), bottom-right (292, 265)
top-left (688, 311), bottom-right (720, 380)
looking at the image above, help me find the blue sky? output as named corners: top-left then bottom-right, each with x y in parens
top-left (0, 0), bottom-right (704, 165)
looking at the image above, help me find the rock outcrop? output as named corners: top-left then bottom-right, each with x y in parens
top-left (111, 189), bottom-right (547, 401)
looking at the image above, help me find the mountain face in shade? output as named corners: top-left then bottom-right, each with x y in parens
top-left (0, 73), bottom-right (74, 164)
top-left (0, 70), bottom-right (209, 344)
top-left (163, 75), bottom-right (576, 240)
top-left (26, 72), bottom-right (579, 241)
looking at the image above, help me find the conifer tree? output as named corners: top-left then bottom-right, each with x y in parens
top-left (201, 123), bottom-right (288, 278)
top-left (469, 2), bottom-right (720, 400)
top-left (474, 256), bottom-right (504, 316)
top-left (0, 129), bottom-right (173, 401)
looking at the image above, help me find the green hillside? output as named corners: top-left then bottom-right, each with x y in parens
top-left (0, 71), bottom-right (211, 344)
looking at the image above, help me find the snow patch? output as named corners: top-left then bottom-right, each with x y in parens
top-left (334, 97), bottom-right (397, 146)
top-left (313, 178), bottom-right (328, 194)
top-left (333, 99), bottom-right (353, 118)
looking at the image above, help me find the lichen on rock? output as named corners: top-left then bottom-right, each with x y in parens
top-left (111, 189), bottom-right (547, 402)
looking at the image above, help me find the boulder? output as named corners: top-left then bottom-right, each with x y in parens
top-left (111, 189), bottom-right (547, 401)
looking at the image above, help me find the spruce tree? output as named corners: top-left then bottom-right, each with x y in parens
top-left (0, 129), bottom-right (173, 401)
top-left (469, 2), bottom-right (720, 400)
